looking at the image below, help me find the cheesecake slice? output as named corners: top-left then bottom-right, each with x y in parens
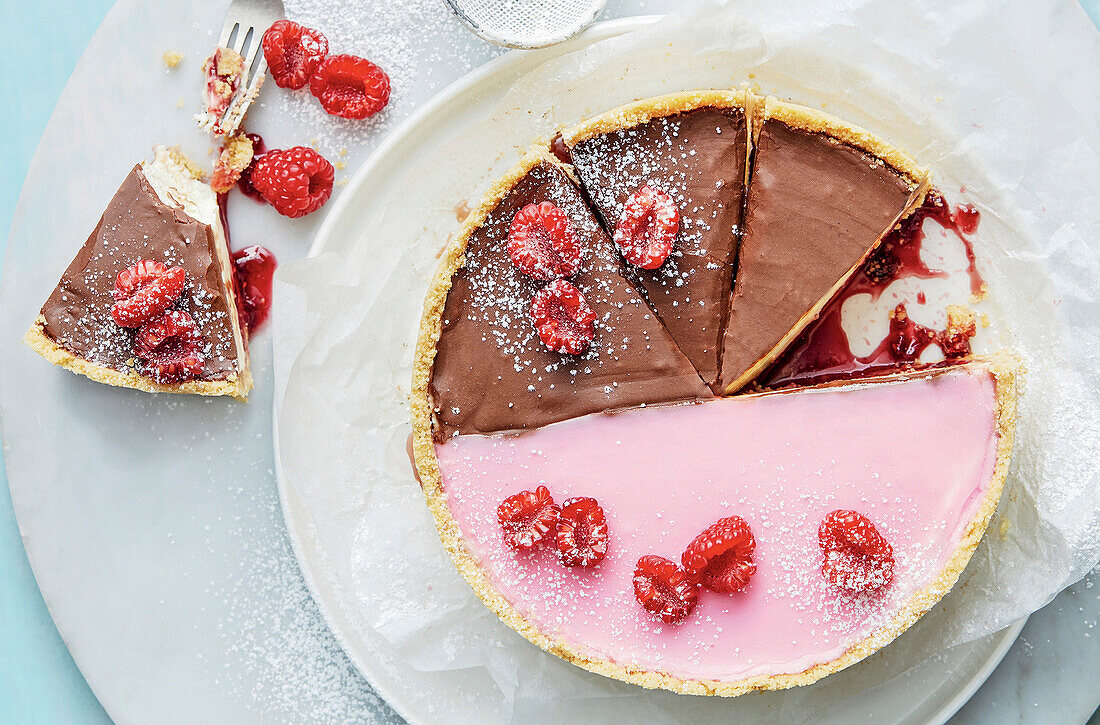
top-left (423, 358), bottom-right (1018, 695)
top-left (563, 91), bottom-right (751, 387)
top-left (415, 148), bottom-right (711, 439)
top-left (24, 146), bottom-right (251, 399)
top-left (718, 99), bottom-right (930, 393)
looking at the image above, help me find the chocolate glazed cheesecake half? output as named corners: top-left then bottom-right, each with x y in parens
top-left (413, 147), bottom-right (711, 442)
top-left (24, 146), bottom-right (251, 400)
top-left (561, 91), bottom-right (753, 389)
top-left (717, 98), bottom-right (931, 394)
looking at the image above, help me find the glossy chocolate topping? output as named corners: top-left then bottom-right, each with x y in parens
top-left (430, 162), bottom-right (711, 438)
top-left (718, 121), bottom-right (914, 391)
top-left (39, 166), bottom-right (240, 379)
top-left (568, 107), bottom-right (748, 386)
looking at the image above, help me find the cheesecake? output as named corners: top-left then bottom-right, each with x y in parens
top-left (563, 91), bottom-right (751, 388)
top-left (423, 360), bottom-right (1017, 695)
top-left (421, 148), bottom-right (711, 438)
top-left (412, 90), bottom-right (1019, 696)
top-left (718, 98), bottom-right (930, 393)
top-left (24, 146), bottom-right (252, 399)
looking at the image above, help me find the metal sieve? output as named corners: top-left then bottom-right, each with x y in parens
top-left (443, 0), bottom-right (608, 49)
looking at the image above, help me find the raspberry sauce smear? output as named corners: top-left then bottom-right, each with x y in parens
top-left (232, 245), bottom-right (278, 332)
top-left (761, 192), bottom-right (984, 388)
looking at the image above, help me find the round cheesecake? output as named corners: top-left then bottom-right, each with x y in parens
top-left (411, 90), bottom-right (1020, 695)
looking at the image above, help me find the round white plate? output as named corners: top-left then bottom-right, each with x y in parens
top-left (274, 16), bottom-right (1026, 725)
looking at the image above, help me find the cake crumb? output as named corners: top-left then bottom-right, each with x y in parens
top-left (163, 50), bottom-right (184, 69)
top-left (998, 517), bottom-right (1011, 540)
top-left (165, 146), bottom-right (207, 181)
top-left (211, 135), bottom-right (255, 193)
top-left (334, 161), bottom-right (347, 170)
top-left (944, 304), bottom-right (977, 339)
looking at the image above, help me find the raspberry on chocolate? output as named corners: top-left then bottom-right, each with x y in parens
top-left (818, 509), bottom-right (895, 592)
top-left (262, 19), bottom-right (328, 90)
top-left (110, 260), bottom-right (187, 328)
top-left (530, 279), bottom-right (596, 355)
top-left (309, 54), bottom-right (390, 120)
top-left (556, 497), bottom-right (608, 567)
top-left (497, 485), bottom-right (560, 550)
top-left (613, 186), bottom-right (680, 269)
top-left (507, 201), bottom-right (582, 281)
top-left (681, 515), bottom-right (757, 593)
top-left (249, 146), bottom-right (334, 218)
top-left (633, 555), bottom-right (698, 624)
top-left (134, 310), bottom-right (206, 384)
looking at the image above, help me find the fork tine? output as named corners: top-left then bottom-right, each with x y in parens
top-left (219, 21), bottom-right (237, 49)
top-left (212, 0), bottom-right (284, 133)
top-left (240, 27), bottom-right (263, 72)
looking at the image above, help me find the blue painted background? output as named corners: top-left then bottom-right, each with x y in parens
top-left (1, 1), bottom-right (1098, 722)
top-left (1, 2), bottom-right (116, 721)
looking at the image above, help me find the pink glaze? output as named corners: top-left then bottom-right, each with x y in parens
top-left (435, 367), bottom-right (1001, 681)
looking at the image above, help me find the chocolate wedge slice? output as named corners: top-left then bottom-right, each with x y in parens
top-left (24, 146), bottom-right (251, 399)
top-left (416, 149), bottom-right (712, 439)
top-left (718, 99), bottom-right (930, 393)
top-left (563, 91), bottom-right (751, 387)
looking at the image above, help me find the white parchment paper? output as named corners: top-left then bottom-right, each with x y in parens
top-left (273, 1), bottom-right (1100, 721)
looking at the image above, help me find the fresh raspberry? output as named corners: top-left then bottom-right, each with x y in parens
top-left (633, 555), bottom-right (698, 625)
top-left (530, 279), bottom-right (596, 355)
top-left (497, 485), bottom-right (560, 551)
top-left (818, 510), bottom-right (896, 592)
top-left (507, 202), bottom-right (582, 281)
top-left (249, 146), bottom-right (334, 218)
top-left (133, 311), bottom-right (205, 384)
top-left (262, 19), bottom-right (328, 90)
top-left (681, 515), bottom-right (757, 593)
top-left (309, 54), bottom-right (390, 120)
top-left (556, 497), bottom-right (608, 567)
top-left (613, 186), bottom-right (680, 269)
top-left (110, 261), bottom-right (187, 328)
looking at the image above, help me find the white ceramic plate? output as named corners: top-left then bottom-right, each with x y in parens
top-left (274, 16), bottom-right (1025, 725)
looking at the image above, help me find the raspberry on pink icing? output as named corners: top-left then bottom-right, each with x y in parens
top-left (435, 367), bottom-right (1001, 681)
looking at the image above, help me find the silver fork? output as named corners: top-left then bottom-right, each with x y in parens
top-left (213, 0), bottom-right (285, 133)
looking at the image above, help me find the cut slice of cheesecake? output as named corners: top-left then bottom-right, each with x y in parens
top-left (422, 357), bottom-right (1019, 696)
top-left (24, 146), bottom-right (252, 400)
top-left (718, 99), bottom-right (931, 393)
top-left (563, 91), bottom-right (752, 388)
top-left (414, 148), bottom-right (712, 440)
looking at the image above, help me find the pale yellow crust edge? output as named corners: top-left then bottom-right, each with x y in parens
top-left (24, 318), bottom-right (251, 401)
top-left (560, 89), bottom-right (750, 147)
top-left (411, 353), bottom-right (1020, 696)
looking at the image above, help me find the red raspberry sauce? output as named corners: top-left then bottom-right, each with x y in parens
top-left (232, 245), bottom-right (278, 332)
top-left (760, 192), bottom-right (984, 388)
top-left (219, 191), bottom-right (278, 334)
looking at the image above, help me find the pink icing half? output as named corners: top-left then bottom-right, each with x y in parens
top-left (435, 367), bottom-right (1001, 681)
